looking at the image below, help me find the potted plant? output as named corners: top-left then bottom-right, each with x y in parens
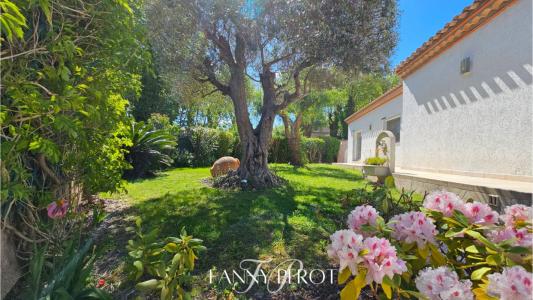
top-left (362, 156), bottom-right (390, 183)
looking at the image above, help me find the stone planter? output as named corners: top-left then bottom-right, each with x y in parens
top-left (362, 165), bottom-right (391, 183)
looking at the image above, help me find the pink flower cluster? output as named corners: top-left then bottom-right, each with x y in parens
top-left (327, 231), bottom-right (406, 283)
top-left (363, 237), bottom-right (406, 284)
top-left (460, 201), bottom-right (499, 225)
top-left (487, 266), bottom-right (532, 300)
top-left (488, 227), bottom-right (532, 247)
top-left (389, 212), bottom-right (437, 247)
top-left (501, 204), bottom-right (532, 228)
top-left (423, 191), bottom-right (463, 217)
top-left (347, 205), bottom-right (379, 236)
top-left (488, 204), bottom-right (532, 247)
top-left (415, 267), bottom-right (473, 300)
top-left (424, 191), bottom-right (499, 225)
top-left (327, 230), bottom-right (365, 275)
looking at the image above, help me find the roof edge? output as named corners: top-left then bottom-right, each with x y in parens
top-left (344, 85), bottom-right (403, 124)
top-left (395, 0), bottom-right (517, 78)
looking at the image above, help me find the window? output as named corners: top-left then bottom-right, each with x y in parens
top-left (386, 117), bottom-right (401, 143)
top-left (352, 131), bottom-right (362, 161)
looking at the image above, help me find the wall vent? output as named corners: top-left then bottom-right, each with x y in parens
top-left (460, 57), bottom-right (471, 75)
top-left (488, 194), bottom-right (499, 208)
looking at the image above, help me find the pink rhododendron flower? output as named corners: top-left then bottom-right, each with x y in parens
top-left (415, 267), bottom-right (473, 300)
top-left (487, 227), bottom-right (532, 247)
top-left (347, 205), bottom-right (379, 236)
top-left (460, 201), bottom-right (499, 225)
top-left (389, 211), bottom-right (437, 247)
top-left (47, 199), bottom-right (68, 219)
top-left (487, 266), bottom-right (532, 300)
top-left (362, 237), bottom-right (406, 284)
top-left (423, 191), bottom-right (464, 217)
top-left (327, 230), bottom-right (365, 275)
top-left (501, 204), bottom-right (532, 228)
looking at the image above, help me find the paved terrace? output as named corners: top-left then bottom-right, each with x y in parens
top-left (333, 163), bottom-right (532, 208)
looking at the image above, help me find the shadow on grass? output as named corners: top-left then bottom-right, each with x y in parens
top-left (272, 164), bottom-right (364, 182)
top-left (131, 182), bottom-right (354, 274)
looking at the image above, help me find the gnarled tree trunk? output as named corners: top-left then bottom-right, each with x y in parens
top-left (202, 32), bottom-right (307, 189)
top-left (223, 62), bottom-right (283, 188)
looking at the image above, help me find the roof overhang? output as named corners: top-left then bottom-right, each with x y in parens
top-left (395, 0), bottom-right (517, 78)
top-left (344, 85), bottom-right (402, 124)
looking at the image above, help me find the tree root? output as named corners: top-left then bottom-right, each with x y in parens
top-left (212, 169), bottom-right (286, 190)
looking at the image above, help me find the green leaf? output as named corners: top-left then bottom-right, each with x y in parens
top-left (340, 270), bottom-right (366, 300)
top-left (338, 268), bottom-right (351, 285)
top-left (507, 246), bottom-right (531, 254)
top-left (465, 245), bottom-right (483, 254)
top-left (136, 279), bottom-right (160, 291)
top-left (429, 243), bottom-right (446, 266)
top-left (486, 255), bottom-right (501, 266)
top-left (452, 210), bottom-right (469, 227)
top-left (417, 245), bottom-right (429, 259)
top-left (382, 281), bottom-right (392, 299)
top-left (128, 250), bottom-right (143, 259)
top-left (164, 242), bottom-right (179, 253)
top-left (471, 267), bottom-right (492, 281)
top-left (133, 260), bottom-right (143, 278)
top-left (465, 230), bottom-right (501, 251)
top-left (38, 0), bottom-right (52, 24)
top-left (445, 228), bottom-right (465, 238)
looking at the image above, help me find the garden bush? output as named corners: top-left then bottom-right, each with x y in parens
top-left (174, 127), bottom-right (237, 167)
top-left (327, 190), bottom-right (532, 300)
top-left (301, 137), bottom-right (325, 163)
top-left (268, 137), bottom-right (290, 163)
top-left (320, 136), bottom-right (341, 163)
top-left (1, 0), bottom-right (148, 295)
top-left (269, 136), bottom-right (341, 164)
top-left (127, 219), bottom-right (206, 299)
top-left (123, 121), bottom-right (176, 179)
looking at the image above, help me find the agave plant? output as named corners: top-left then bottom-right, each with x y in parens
top-left (124, 121), bottom-right (176, 178)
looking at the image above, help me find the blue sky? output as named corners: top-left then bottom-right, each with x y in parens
top-left (391, 0), bottom-right (474, 67)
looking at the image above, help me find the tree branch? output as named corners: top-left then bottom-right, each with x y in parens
top-left (263, 51), bottom-right (294, 69)
top-left (202, 57), bottom-right (231, 95)
top-left (203, 25), bottom-right (236, 67)
top-left (275, 61), bottom-right (314, 111)
top-left (279, 111), bottom-right (291, 138)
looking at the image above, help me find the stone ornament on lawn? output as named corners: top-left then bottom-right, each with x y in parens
top-left (210, 156), bottom-right (240, 177)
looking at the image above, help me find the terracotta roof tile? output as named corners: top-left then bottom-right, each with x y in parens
top-left (396, 0), bottom-right (516, 77)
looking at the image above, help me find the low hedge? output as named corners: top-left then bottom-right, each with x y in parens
top-left (269, 136), bottom-right (341, 164)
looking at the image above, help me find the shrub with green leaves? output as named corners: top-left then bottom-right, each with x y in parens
top-left (123, 121), bottom-right (176, 179)
top-left (174, 127), bottom-right (237, 167)
top-left (328, 190), bottom-right (532, 300)
top-left (127, 218), bottom-right (206, 300)
top-left (269, 136), bottom-right (341, 164)
top-left (301, 137), bottom-right (326, 163)
top-left (320, 136), bottom-right (341, 163)
top-left (1, 0), bottom-right (149, 294)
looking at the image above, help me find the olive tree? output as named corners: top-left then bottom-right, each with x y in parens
top-left (146, 0), bottom-right (398, 188)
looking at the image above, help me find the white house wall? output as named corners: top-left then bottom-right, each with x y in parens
top-left (400, 0), bottom-right (533, 179)
top-left (347, 95), bottom-right (402, 165)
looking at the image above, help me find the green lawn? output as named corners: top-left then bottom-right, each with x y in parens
top-left (104, 164), bottom-right (372, 294)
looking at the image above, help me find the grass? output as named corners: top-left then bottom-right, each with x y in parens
top-left (102, 164), bottom-right (392, 295)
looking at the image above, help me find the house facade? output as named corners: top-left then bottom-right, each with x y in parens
top-left (344, 0), bottom-right (532, 203)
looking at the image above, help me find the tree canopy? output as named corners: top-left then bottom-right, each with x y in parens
top-left (145, 0), bottom-right (398, 187)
